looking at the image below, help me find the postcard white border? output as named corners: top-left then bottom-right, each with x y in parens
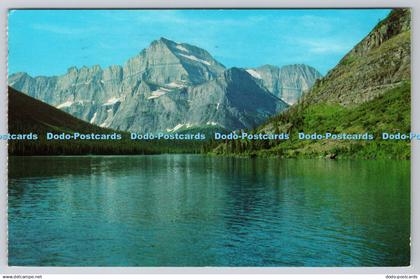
top-left (0, 0), bottom-right (418, 275)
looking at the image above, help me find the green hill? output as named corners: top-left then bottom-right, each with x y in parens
top-left (214, 9), bottom-right (411, 160)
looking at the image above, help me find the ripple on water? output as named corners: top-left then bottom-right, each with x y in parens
top-left (8, 155), bottom-right (410, 266)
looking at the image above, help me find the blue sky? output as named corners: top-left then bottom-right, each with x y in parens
top-left (8, 9), bottom-right (391, 76)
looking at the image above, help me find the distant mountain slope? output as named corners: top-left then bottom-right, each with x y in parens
top-left (9, 37), bottom-right (318, 133)
top-left (101, 67), bottom-right (288, 133)
top-left (8, 87), bottom-right (207, 155)
top-left (185, 68), bottom-right (288, 130)
top-left (215, 8), bottom-right (411, 159)
top-left (246, 64), bottom-right (322, 105)
top-left (8, 87), bottom-right (110, 134)
top-left (9, 37), bottom-right (227, 133)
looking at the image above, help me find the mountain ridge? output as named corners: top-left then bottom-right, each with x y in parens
top-left (8, 86), bottom-right (210, 155)
top-left (303, 8), bottom-right (410, 107)
top-left (9, 37), bottom-right (320, 133)
top-left (246, 64), bottom-right (322, 105)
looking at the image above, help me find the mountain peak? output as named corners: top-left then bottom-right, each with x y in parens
top-left (8, 37), bottom-right (320, 133)
top-left (155, 37), bottom-right (174, 45)
top-left (224, 67), bottom-right (252, 80)
top-left (9, 72), bottom-right (29, 79)
top-left (245, 64), bottom-right (322, 105)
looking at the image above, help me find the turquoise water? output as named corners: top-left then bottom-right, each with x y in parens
top-left (8, 155), bottom-right (410, 266)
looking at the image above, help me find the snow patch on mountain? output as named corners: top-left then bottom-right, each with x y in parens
top-left (103, 97), bottom-right (120, 106)
top-left (90, 112), bottom-right (97, 124)
top-left (166, 81), bottom-right (185, 89)
top-left (178, 53), bottom-right (211, 66)
top-left (246, 69), bottom-right (262, 79)
top-left (166, 123), bottom-right (193, 132)
top-left (175, 45), bottom-right (189, 52)
top-left (56, 101), bottom-right (73, 109)
top-left (148, 88), bottom-right (171, 99)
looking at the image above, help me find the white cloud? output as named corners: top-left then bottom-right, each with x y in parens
top-left (31, 23), bottom-right (96, 35)
top-left (102, 10), bottom-right (257, 28)
top-left (295, 38), bottom-right (350, 54)
top-left (297, 15), bottom-right (343, 32)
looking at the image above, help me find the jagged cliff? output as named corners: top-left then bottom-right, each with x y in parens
top-left (246, 64), bottom-right (322, 105)
top-left (305, 8), bottom-right (410, 106)
top-left (9, 38), bottom-right (319, 133)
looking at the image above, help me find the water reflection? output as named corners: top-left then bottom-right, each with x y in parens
top-left (8, 155), bottom-right (410, 266)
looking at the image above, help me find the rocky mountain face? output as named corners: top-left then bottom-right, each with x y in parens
top-left (245, 64), bottom-right (322, 105)
top-left (9, 37), bottom-right (318, 133)
top-left (304, 8), bottom-right (410, 107)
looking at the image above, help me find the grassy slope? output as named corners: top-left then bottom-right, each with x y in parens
top-left (213, 9), bottom-right (411, 160)
top-left (214, 82), bottom-right (411, 159)
top-left (266, 82), bottom-right (410, 159)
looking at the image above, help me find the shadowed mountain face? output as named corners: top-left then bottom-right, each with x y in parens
top-left (8, 86), bottom-right (210, 155)
top-left (8, 86), bottom-right (110, 135)
top-left (9, 37), bottom-right (319, 133)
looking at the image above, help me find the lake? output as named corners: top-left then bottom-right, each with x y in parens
top-left (8, 155), bottom-right (410, 266)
